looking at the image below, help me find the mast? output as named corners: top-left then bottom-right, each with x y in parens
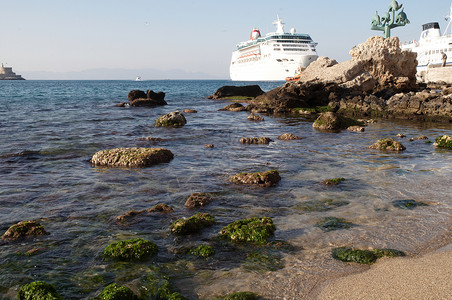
top-left (445, 2), bottom-right (452, 35)
top-left (273, 15), bottom-right (285, 34)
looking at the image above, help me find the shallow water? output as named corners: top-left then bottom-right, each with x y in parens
top-left (0, 80), bottom-right (451, 299)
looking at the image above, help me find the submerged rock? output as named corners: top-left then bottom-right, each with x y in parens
top-left (243, 248), bottom-right (284, 272)
top-left (247, 113), bottom-right (264, 121)
top-left (91, 147), bottom-right (174, 168)
top-left (2, 220), bottom-right (49, 240)
top-left (392, 199), bottom-right (428, 209)
top-left (295, 199), bottom-right (349, 212)
top-left (434, 135), bottom-right (452, 149)
top-left (207, 85), bottom-right (264, 100)
top-left (231, 170), bottom-right (281, 187)
top-left (239, 137), bottom-right (273, 145)
top-left (219, 217), bottom-right (275, 244)
top-left (170, 213), bottom-right (215, 235)
top-left (369, 138), bottom-right (406, 151)
top-left (147, 203), bottom-right (174, 213)
top-left (94, 283), bottom-right (137, 300)
top-left (183, 109), bottom-right (197, 113)
top-left (185, 192), bottom-right (213, 209)
top-left (218, 102), bottom-right (247, 112)
top-left (115, 210), bottom-right (144, 222)
top-left (127, 89), bottom-right (167, 107)
top-left (332, 247), bottom-right (405, 265)
top-left (154, 111), bottom-right (187, 127)
top-left (323, 178), bottom-right (345, 185)
top-left (315, 217), bottom-right (354, 232)
top-left (17, 281), bottom-right (63, 300)
top-left (103, 238), bottom-right (158, 261)
top-left (277, 133), bottom-right (302, 141)
top-left (347, 125), bottom-right (365, 132)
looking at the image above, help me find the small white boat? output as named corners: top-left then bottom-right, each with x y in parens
top-left (135, 76), bottom-right (142, 81)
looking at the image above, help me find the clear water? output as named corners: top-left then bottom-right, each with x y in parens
top-left (0, 80), bottom-right (451, 299)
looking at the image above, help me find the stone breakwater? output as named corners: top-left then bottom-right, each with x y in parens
top-left (215, 36), bottom-right (452, 122)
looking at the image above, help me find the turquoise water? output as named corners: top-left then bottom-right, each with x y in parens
top-left (0, 80), bottom-right (451, 299)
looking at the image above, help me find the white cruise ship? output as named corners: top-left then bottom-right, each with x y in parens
top-left (230, 16), bottom-right (318, 81)
top-left (401, 3), bottom-right (452, 71)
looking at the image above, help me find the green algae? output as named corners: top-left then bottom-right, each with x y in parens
top-left (139, 271), bottom-right (186, 300)
top-left (230, 170), bottom-right (281, 187)
top-left (2, 220), bottom-right (49, 240)
top-left (434, 135), bottom-right (452, 149)
top-left (170, 213), bottom-right (215, 235)
top-left (219, 217), bottom-right (275, 244)
top-left (295, 199), bottom-right (350, 212)
top-left (17, 281), bottom-right (63, 300)
top-left (369, 138), bottom-right (406, 151)
top-left (332, 247), bottom-right (406, 265)
top-left (315, 217), bottom-right (354, 232)
top-left (103, 238), bottom-right (158, 261)
top-left (392, 199), bottom-right (428, 209)
top-left (323, 178), bottom-right (345, 185)
top-left (223, 291), bottom-right (260, 300)
top-left (94, 283), bottom-right (136, 300)
top-left (242, 249), bottom-right (284, 272)
top-left (188, 245), bottom-right (215, 258)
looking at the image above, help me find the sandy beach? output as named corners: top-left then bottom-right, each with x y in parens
top-left (314, 244), bottom-right (452, 300)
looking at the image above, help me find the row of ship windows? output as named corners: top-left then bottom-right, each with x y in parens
top-left (274, 48), bottom-right (311, 52)
top-left (275, 40), bottom-right (311, 44)
top-left (424, 48), bottom-right (452, 55)
top-left (232, 57), bottom-right (298, 64)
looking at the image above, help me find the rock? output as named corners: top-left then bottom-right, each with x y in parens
top-left (116, 102), bottom-right (127, 107)
top-left (223, 292), bottom-right (260, 300)
top-left (17, 281), bottom-right (63, 300)
top-left (239, 137), bottom-right (272, 144)
top-left (392, 199), bottom-right (428, 209)
top-left (277, 133), bottom-right (302, 140)
top-left (323, 178), bottom-right (345, 185)
top-left (94, 283), bottom-right (137, 300)
top-left (127, 89), bottom-right (167, 107)
top-left (442, 87), bottom-right (452, 95)
top-left (103, 238), bottom-right (158, 261)
top-left (115, 210), bottom-right (144, 222)
top-left (154, 111), bottom-right (187, 127)
top-left (137, 137), bottom-right (165, 142)
top-left (183, 109), bottom-right (197, 113)
top-left (188, 245), bottom-right (215, 258)
top-left (170, 213), bottom-right (215, 235)
top-left (397, 133), bottom-right (406, 138)
top-left (185, 192), bottom-right (213, 209)
top-left (207, 85), bottom-right (264, 99)
top-left (315, 217), bottom-right (354, 232)
top-left (410, 135), bottom-right (428, 141)
top-left (313, 112), bottom-right (363, 131)
top-left (147, 203), bottom-right (174, 213)
top-left (231, 170), bottom-right (281, 187)
top-left (434, 135), bottom-right (452, 149)
top-left (332, 247), bottom-right (405, 265)
top-left (243, 249), bottom-right (284, 272)
top-left (1, 220), bottom-right (49, 240)
top-left (205, 144), bottom-right (214, 148)
top-left (368, 138), bottom-right (406, 151)
top-left (247, 113), bottom-right (264, 121)
top-left (295, 199), bottom-right (349, 212)
top-left (218, 103), bottom-right (247, 112)
top-left (219, 217), bottom-right (275, 244)
top-left (347, 126), bottom-right (365, 132)
top-left (90, 147), bottom-right (174, 168)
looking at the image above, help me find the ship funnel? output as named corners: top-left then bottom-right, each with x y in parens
top-left (250, 28), bottom-right (261, 40)
top-left (420, 22), bottom-right (441, 40)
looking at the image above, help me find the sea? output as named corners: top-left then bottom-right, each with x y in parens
top-left (0, 80), bottom-right (451, 299)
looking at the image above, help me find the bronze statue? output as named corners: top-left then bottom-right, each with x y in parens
top-left (371, 0), bottom-right (409, 38)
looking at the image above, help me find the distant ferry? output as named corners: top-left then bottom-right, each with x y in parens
top-left (230, 16), bottom-right (318, 81)
top-left (401, 3), bottom-right (452, 71)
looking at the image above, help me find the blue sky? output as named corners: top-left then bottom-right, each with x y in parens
top-left (1, 0), bottom-right (451, 79)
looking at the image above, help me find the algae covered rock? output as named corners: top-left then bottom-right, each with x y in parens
top-left (434, 135), bottom-right (452, 149)
top-left (170, 213), bottom-right (215, 235)
top-left (2, 220), bottom-right (49, 240)
top-left (139, 273), bottom-right (186, 300)
top-left (17, 281), bottom-right (63, 300)
top-left (103, 238), bottom-right (158, 261)
top-left (391, 199), bottom-right (428, 209)
top-left (368, 138), bottom-right (406, 151)
top-left (218, 103), bottom-right (247, 112)
top-left (223, 291), bottom-right (260, 300)
top-left (231, 170), bottom-right (281, 187)
top-left (154, 111), bottom-right (187, 127)
top-left (94, 283), bottom-right (137, 300)
top-left (323, 178), bottom-right (345, 185)
top-left (247, 113), bottom-right (264, 121)
top-left (91, 147), bottom-right (173, 168)
top-left (277, 133), bottom-right (302, 141)
top-left (313, 112), bottom-right (362, 131)
top-left (315, 217), bottom-right (354, 232)
top-left (147, 203), bottom-right (174, 213)
top-left (188, 245), bottom-right (215, 258)
top-left (219, 217), bottom-right (275, 244)
top-left (243, 249), bottom-right (284, 272)
top-left (332, 247), bottom-right (405, 265)
top-left (295, 199), bottom-right (349, 212)
top-left (184, 192), bottom-right (213, 209)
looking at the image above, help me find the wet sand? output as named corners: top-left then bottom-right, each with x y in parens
top-left (313, 244), bottom-right (452, 300)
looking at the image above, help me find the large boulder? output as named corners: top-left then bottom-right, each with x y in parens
top-left (207, 85), bottom-right (264, 99)
top-left (154, 111), bottom-right (187, 127)
top-left (2, 220), bottom-right (49, 240)
top-left (313, 112), bottom-right (363, 131)
top-left (91, 147), bottom-right (174, 167)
